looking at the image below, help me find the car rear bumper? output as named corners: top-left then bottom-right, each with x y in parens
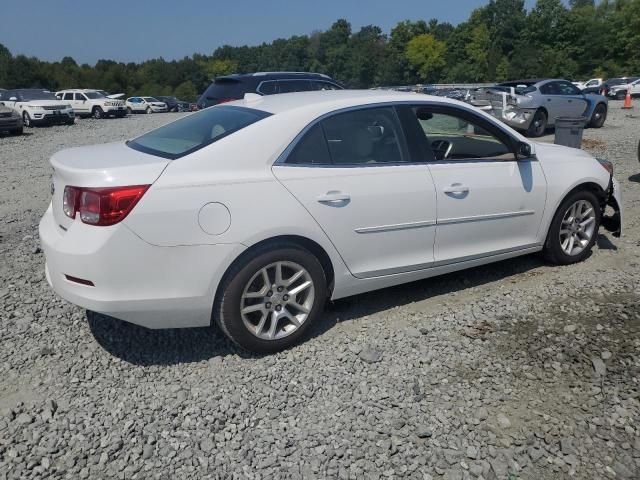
top-left (39, 204), bottom-right (246, 329)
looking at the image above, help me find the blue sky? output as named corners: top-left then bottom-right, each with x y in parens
top-left (1, 0), bottom-right (540, 64)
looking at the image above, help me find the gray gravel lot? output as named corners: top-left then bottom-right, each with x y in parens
top-left (1, 105), bottom-right (639, 479)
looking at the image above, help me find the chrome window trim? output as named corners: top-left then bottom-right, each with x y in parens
top-left (274, 100), bottom-right (531, 168)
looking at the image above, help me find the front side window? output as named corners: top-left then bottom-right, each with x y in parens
top-left (128, 105), bottom-right (271, 159)
top-left (412, 107), bottom-right (514, 161)
top-left (74, 93), bottom-right (86, 101)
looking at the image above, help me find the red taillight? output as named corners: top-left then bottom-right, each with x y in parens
top-left (218, 98), bottom-right (238, 104)
top-left (63, 185), bottom-right (150, 226)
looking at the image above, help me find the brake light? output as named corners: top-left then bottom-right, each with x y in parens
top-left (63, 185), bottom-right (150, 226)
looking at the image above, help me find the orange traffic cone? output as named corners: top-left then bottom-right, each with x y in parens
top-left (622, 87), bottom-right (633, 109)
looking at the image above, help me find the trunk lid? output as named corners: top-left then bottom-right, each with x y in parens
top-left (50, 141), bottom-right (169, 230)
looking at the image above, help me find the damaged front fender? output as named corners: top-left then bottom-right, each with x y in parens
top-left (601, 177), bottom-right (622, 238)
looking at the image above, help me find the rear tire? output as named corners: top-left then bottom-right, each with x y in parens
top-left (588, 103), bottom-right (607, 128)
top-left (526, 109), bottom-right (547, 137)
top-left (214, 243), bottom-right (327, 353)
top-left (543, 189), bottom-right (601, 265)
top-left (12, 127), bottom-right (23, 136)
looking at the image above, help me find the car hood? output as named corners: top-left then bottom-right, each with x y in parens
top-left (107, 93), bottom-right (125, 99)
top-left (22, 100), bottom-right (71, 107)
top-left (533, 141), bottom-right (596, 163)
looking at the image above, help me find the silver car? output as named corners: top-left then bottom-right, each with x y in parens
top-left (472, 79), bottom-right (609, 137)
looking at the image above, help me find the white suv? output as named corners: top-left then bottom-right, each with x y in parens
top-left (55, 89), bottom-right (127, 119)
top-left (125, 97), bottom-right (168, 114)
top-left (0, 89), bottom-right (74, 127)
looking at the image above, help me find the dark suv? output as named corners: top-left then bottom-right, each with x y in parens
top-left (197, 72), bottom-right (343, 109)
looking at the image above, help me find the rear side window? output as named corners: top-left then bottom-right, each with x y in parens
top-left (257, 81), bottom-right (278, 95)
top-left (322, 107), bottom-right (407, 165)
top-left (277, 80), bottom-right (313, 93)
top-left (286, 107), bottom-right (408, 166)
top-left (128, 105), bottom-right (271, 160)
top-left (286, 124), bottom-right (332, 165)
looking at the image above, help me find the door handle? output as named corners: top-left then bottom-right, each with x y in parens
top-left (317, 192), bottom-right (351, 204)
top-left (443, 183), bottom-right (469, 194)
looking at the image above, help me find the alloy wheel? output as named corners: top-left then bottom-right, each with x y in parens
top-left (240, 261), bottom-right (315, 340)
top-left (559, 200), bottom-right (597, 256)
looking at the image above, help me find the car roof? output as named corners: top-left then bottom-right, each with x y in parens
top-left (226, 89), bottom-right (458, 116)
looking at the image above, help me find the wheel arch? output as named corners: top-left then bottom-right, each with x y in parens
top-left (213, 234), bottom-right (336, 311)
top-left (543, 180), bottom-right (606, 239)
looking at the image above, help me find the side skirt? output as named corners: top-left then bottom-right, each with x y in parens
top-left (332, 245), bottom-right (543, 300)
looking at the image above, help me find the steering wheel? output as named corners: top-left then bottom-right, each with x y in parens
top-left (431, 140), bottom-right (453, 160)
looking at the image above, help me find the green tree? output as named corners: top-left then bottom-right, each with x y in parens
top-left (404, 34), bottom-right (446, 82)
top-left (173, 81), bottom-right (197, 101)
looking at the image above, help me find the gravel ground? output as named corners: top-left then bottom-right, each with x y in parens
top-left (1, 105), bottom-right (639, 480)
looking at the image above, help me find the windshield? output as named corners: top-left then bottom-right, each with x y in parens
top-left (127, 105), bottom-right (272, 159)
top-left (143, 97), bottom-right (159, 102)
top-left (19, 90), bottom-right (58, 101)
top-left (85, 91), bottom-right (106, 99)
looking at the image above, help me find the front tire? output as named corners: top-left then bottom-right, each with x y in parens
top-left (145, 107), bottom-right (152, 114)
top-left (12, 127), bottom-right (23, 136)
top-left (126, 107), bottom-right (132, 115)
top-left (22, 111), bottom-right (32, 128)
top-left (92, 107), bottom-right (104, 119)
top-left (526, 109), bottom-right (547, 137)
top-left (588, 103), bottom-right (607, 128)
top-left (544, 190), bottom-right (601, 265)
top-left (215, 244), bottom-right (327, 353)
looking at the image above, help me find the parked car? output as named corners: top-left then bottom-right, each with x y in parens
top-left (154, 96), bottom-right (190, 112)
top-left (481, 79), bottom-right (608, 137)
top-left (607, 78), bottom-right (640, 100)
top-left (125, 97), bottom-right (168, 114)
top-left (55, 89), bottom-right (126, 119)
top-left (189, 103), bottom-right (199, 112)
top-left (197, 72), bottom-right (343, 109)
top-left (0, 103), bottom-right (23, 135)
top-left (0, 89), bottom-right (74, 127)
top-left (583, 77), bottom-right (639, 96)
top-left (573, 78), bottom-right (603, 90)
top-left (39, 90), bottom-right (622, 353)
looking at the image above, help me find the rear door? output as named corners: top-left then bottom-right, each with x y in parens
top-left (554, 81), bottom-right (589, 117)
top-left (273, 105), bottom-right (438, 278)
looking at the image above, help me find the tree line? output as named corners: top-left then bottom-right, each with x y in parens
top-left (0, 0), bottom-right (638, 102)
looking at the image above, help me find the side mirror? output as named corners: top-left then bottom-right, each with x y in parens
top-left (516, 141), bottom-right (532, 159)
top-left (9, 97), bottom-right (17, 102)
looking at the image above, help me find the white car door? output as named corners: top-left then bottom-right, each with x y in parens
top-left (73, 92), bottom-right (90, 114)
top-left (272, 105), bottom-right (438, 279)
top-left (404, 104), bottom-right (547, 264)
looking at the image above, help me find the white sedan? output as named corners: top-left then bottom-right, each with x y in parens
top-left (39, 90), bottom-right (622, 352)
top-left (125, 96), bottom-right (168, 114)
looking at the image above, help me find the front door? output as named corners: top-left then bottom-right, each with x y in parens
top-left (401, 104), bottom-right (547, 264)
top-left (273, 106), bottom-right (438, 278)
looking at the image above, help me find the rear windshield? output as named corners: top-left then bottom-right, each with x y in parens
top-left (127, 105), bottom-right (271, 159)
